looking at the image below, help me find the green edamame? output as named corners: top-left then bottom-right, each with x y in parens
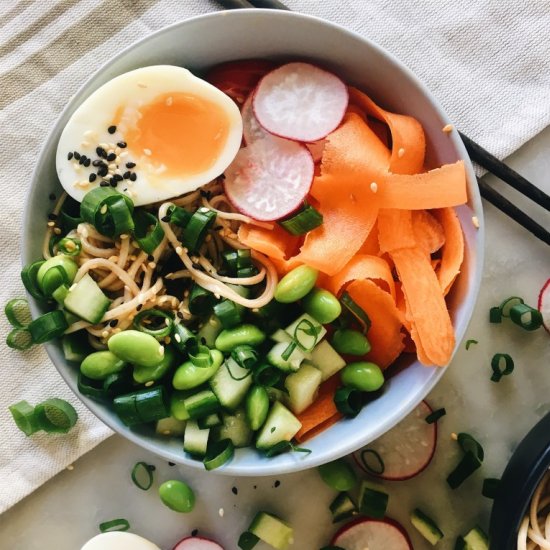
top-left (214, 324), bottom-right (266, 352)
top-left (108, 330), bottom-right (164, 368)
top-left (246, 385), bottom-right (269, 431)
top-left (274, 265), bottom-right (318, 303)
top-left (170, 390), bottom-right (190, 421)
top-left (302, 288), bottom-right (342, 324)
top-left (133, 346), bottom-right (178, 384)
top-left (172, 349), bottom-right (224, 390)
top-left (332, 329), bottom-right (371, 356)
top-left (158, 479), bottom-right (195, 513)
top-left (37, 255), bottom-right (78, 295)
top-left (80, 351), bottom-right (126, 381)
top-left (341, 361), bottom-right (384, 392)
top-left (317, 459), bottom-right (357, 491)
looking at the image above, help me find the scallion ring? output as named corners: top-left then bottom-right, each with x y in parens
top-left (293, 318), bottom-right (321, 351)
top-left (226, 359), bottom-right (252, 381)
top-left (182, 207), bottom-right (216, 253)
top-left (131, 461), bottom-right (155, 491)
top-left (489, 306), bottom-right (502, 324)
top-left (238, 531), bottom-right (260, 550)
top-left (28, 310), bottom-right (69, 344)
top-left (34, 398), bottom-right (78, 434)
top-left (490, 353), bottom-right (514, 382)
top-left (231, 345), bottom-right (259, 370)
top-left (264, 440), bottom-right (311, 458)
top-left (482, 478), bottom-right (501, 499)
top-left (80, 187), bottom-right (134, 237)
top-left (57, 237), bottom-right (82, 257)
top-left (166, 205), bottom-right (192, 228)
top-left (203, 439), bottom-right (235, 470)
top-left (133, 210), bottom-right (165, 254)
top-left (499, 296), bottom-right (524, 317)
top-left (446, 432), bottom-right (484, 489)
top-left (99, 519), bottom-right (130, 533)
top-left (213, 300), bottom-right (243, 329)
top-left (78, 372), bottom-right (106, 400)
top-left (189, 344), bottom-right (214, 368)
top-left (9, 400), bottom-right (40, 436)
top-left (334, 386), bottom-right (363, 418)
top-left (341, 291), bottom-right (371, 333)
top-left (172, 323), bottom-right (198, 354)
top-left (133, 308), bottom-right (173, 340)
top-left (6, 327), bottom-right (33, 350)
top-left (281, 341), bottom-right (297, 362)
top-left (21, 260), bottom-right (46, 300)
top-left (465, 339), bottom-right (478, 350)
top-left (425, 408), bottom-right (447, 424)
top-left (359, 449), bottom-right (385, 475)
top-left (278, 202), bottom-right (323, 236)
top-left (252, 363), bottom-right (281, 387)
top-left (509, 303), bottom-right (543, 331)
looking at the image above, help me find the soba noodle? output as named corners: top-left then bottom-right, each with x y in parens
top-left (518, 471), bottom-right (550, 550)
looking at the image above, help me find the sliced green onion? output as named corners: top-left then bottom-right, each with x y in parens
top-left (172, 323), bottom-right (198, 353)
top-left (166, 205), bottom-right (192, 228)
top-left (189, 344), bottom-right (214, 368)
top-left (9, 400), bottom-right (40, 436)
top-left (80, 187), bottom-right (134, 237)
top-left (21, 260), bottom-right (46, 300)
top-left (203, 438), bottom-right (235, 470)
top-left (482, 478), bottom-right (501, 499)
top-left (281, 341), bottom-right (297, 361)
top-left (264, 440), bottom-right (312, 458)
top-left (425, 408), bottom-right (447, 424)
top-left (131, 461), bottom-right (155, 491)
top-left (113, 386), bottom-right (169, 426)
top-left (489, 306), bottom-right (502, 323)
top-left (213, 299), bottom-right (243, 329)
top-left (5, 298), bottom-right (32, 328)
top-left (465, 339), bottom-right (478, 350)
top-left (133, 210), bottom-right (165, 254)
top-left (231, 345), bottom-right (259, 370)
top-left (222, 248), bottom-right (253, 275)
top-left (447, 433), bottom-right (484, 489)
top-left (57, 237), bottom-right (82, 257)
top-left (188, 283), bottom-right (217, 315)
top-left (238, 531), bottom-right (260, 550)
top-left (226, 358), bottom-right (252, 381)
top-left (34, 398), bottom-right (78, 433)
top-left (499, 296), bottom-right (524, 317)
top-left (237, 266), bottom-right (259, 278)
top-left (457, 433), bottom-right (484, 459)
top-left (510, 303), bottom-right (543, 331)
top-left (133, 308), bottom-right (173, 340)
top-left (99, 519), bottom-right (130, 533)
top-left (40, 265), bottom-right (71, 296)
top-left (341, 291), bottom-right (371, 333)
top-left (103, 368), bottom-right (134, 397)
top-left (78, 372), bottom-right (106, 400)
top-left (490, 353), bottom-right (514, 382)
top-left (293, 318), bottom-right (321, 351)
top-left (222, 250), bottom-right (238, 273)
top-left (359, 449), bottom-right (385, 475)
top-left (59, 196), bottom-right (83, 231)
top-left (7, 327), bottom-right (33, 350)
top-left (52, 284), bottom-right (69, 305)
top-left (358, 481), bottom-right (388, 519)
top-left (334, 386), bottom-right (363, 417)
top-left (28, 310), bottom-right (69, 344)
top-left (48, 234), bottom-right (61, 257)
top-left (252, 363), bottom-right (282, 387)
top-left (182, 207), bottom-right (216, 252)
top-left (279, 203), bottom-right (323, 235)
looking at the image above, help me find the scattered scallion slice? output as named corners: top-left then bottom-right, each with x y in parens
top-left (252, 363), bottom-right (281, 387)
top-left (341, 291), bottom-right (371, 333)
top-left (172, 323), bottom-right (198, 353)
top-left (182, 207), bottom-right (216, 252)
top-left (99, 518), bottom-right (130, 533)
top-left (188, 283), bottom-right (217, 315)
top-left (133, 308), bottom-right (173, 340)
top-left (203, 438), bottom-right (235, 470)
top-left (6, 327), bottom-right (33, 350)
top-left (446, 432), bottom-right (484, 489)
top-left (57, 237), bottom-right (82, 257)
top-left (133, 210), bottom-right (165, 254)
top-left (78, 372), bottom-right (106, 400)
top-left (264, 440), bottom-right (311, 458)
top-left (27, 310), bottom-right (69, 344)
top-left (489, 306), bottom-right (502, 323)
top-left (499, 296), bottom-right (524, 317)
top-left (21, 260), bottom-right (46, 300)
top-left (279, 202), bottom-right (323, 236)
top-left (509, 303), bottom-right (543, 331)
top-left (482, 478), bottom-right (501, 499)
top-left (334, 386), bottom-right (363, 418)
top-left (238, 531), bottom-right (260, 550)
top-left (214, 299), bottom-right (243, 329)
top-left (465, 339), bottom-right (478, 350)
top-left (131, 461), bottom-right (155, 491)
top-left (358, 449), bottom-right (385, 475)
top-left (9, 400), bottom-right (40, 436)
top-left (281, 341), bottom-right (297, 361)
top-left (80, 187), bottom-right (134, 237)
top-left (490, 353), bottom-right (514, 382)
top-left (5, 298), bottom-right (32, 328)
top-left (189, 345), bottom-right (214, 368)
top-left (166, 205), bottom-right (192, 228)
top-left (293, 318), bottom-right (321, 351)
top-left (231, 345), bottom-right (259, 370)
top-left (34, 398), bottom-right (78, 434)
top-left (425, 408), bottom-right (447, 424)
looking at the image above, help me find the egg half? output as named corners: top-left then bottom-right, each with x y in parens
top-left (81, 532), bottom-right (161, 550)
top-left (56, 65), bottom-right (243, 206)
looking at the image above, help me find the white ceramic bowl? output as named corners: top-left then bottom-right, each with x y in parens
top-left (22, 9), bottom-right (484, 476)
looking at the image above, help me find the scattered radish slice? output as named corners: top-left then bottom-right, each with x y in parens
top-left (539, 278), bottom-right (550, 335)
top-left (332, 517), bottom-right (412, 550)
top-left (353, 400), bottom-right (437, 481)
top-left (305, 140), bottom-right (326, 163)
top-left (173, 536), bottom-right (224, 550)
top-left (224, 136), bottom-right (314, 221)
top-left (253, 62), bottom-right (348, 142)
top-left (242, 94), bottom-right (270, 144)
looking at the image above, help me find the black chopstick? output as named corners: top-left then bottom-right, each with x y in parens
top-left (247, 0), bottom-right (290, 8)
top-left (217, 0), bottom-right (254, 9)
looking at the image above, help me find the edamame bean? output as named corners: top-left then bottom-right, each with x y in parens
top-left (246, 385), bottom-right (269, 431)
top-left (274, 265), bottom-right (318, 303)
top-left (133, 346), bottom-right (178, 384)
top-left (158, 479), bottom-right (195, 513)
top-left (170, 391), bottom-right (190, 421)
top-left (214, 324), bottom-right (266, 352)
top-left (317, 459), bottom-right (357, 491)
top-left (341, 361), bottom-right (384, 392)
top-left (302, 288), bottom-right (342, 324)
top-left (108, 330), bottom-right (164, 368)
top-left (332, 329), bottom-right (371, 356)
top-left (37, 255), bottom-right (78, 294)
top-left (80, 351), bottom-right (126, 381)
top-left (172, 349), bottom-right (224, 390)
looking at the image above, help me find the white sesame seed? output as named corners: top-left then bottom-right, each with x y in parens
top-left (175, 246), bottom-right (183, 255)
top-left (370, 182), bottom-right (378, 193)
top-left (73, 164), bottom-right (82, 172)
top-left (119, 151), bottom-right (129, 158)
top-left (66, 464), bottom-right (74, 471)
top-left (115, 147), bottom-right (121, 155)
top-left (114, 168), bottom-right (123, 176)
top-left (451, 432), bottom-right (458, 440)
top-left (84, 130), bottom-right (96, 138)
top-left (108, 163), bottom-right (117, 171)
top-left (158, 346), bottom-right (164, 356)
top-left (101, 330), bottom-right (109, 339)
top-left (182, 247), bottom-right (188, 254)
top-left (108, 143), bottom-right (116, 150)
top-left (143, 148), bottom-right (152, 156)
top-left (162, 429), bottom-right (171, 435)
top-left (119, 233), bottom-right (129, 239)
top-left (472, 215), bottom-right (480, 228)
top-left (442, 123), bottom-right (454, 133)
top-left (99, 143), bottom-right (109, 149)
top-left (174, 333), bottom-right (181, 343)
top-left (145, 381), bottom-right (155, 387)
top-left (80, 141), bottom-right (90, 148)
top-left (47, 221), bottom-right (55, 227)
top-left (149, 262), bottom-right (157, 269)
top-left (53, 227), bottom-right (62, 235)
top-left (100, 205), bottom-right (108, 215)
top-left (218, 508), bottom-right (225, 517)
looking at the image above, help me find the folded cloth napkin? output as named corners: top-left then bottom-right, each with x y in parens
top-left (1, 0), bottom-right (549, 514)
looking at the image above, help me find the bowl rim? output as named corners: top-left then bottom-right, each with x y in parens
top-left (22, 8), bottom-right (485, 476)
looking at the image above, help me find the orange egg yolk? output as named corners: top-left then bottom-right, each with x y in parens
top-left (123, 92), bottom-right (231, 177)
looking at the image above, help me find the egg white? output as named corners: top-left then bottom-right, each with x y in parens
top-left (81, 532), bottom-right (161, 550)
top-left (56, 65), bottom-right (242, 206)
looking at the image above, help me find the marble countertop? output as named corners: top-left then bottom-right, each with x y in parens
top-left (1, 127), bottom-right (549, 550)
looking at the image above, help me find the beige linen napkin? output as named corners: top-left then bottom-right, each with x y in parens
top-left (1, 0), bottom-right (549, 513)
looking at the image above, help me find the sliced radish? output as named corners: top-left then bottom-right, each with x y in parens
top-left (305, 140), bottom-right (325, 163)
top-left (332, 517), bottom-right (412, 550)
top-left (353, 400), bottom-right (437, 481)
top-left (538, 278), bottom-right (550, 334)
top-left (241, 94), bottom-right (270, 144)
top-left (173, 536), bottom-right (224, 550)
top-left (224, 136), bottom-right (314, 221)
top-left (253, 62), bottom-right (348, 142)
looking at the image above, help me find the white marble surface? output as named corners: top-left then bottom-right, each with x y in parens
top-left (1, 127), bottom-right (549, 550)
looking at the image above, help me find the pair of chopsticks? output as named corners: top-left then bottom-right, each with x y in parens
top-left (216, 0), bottom-right (550, 246)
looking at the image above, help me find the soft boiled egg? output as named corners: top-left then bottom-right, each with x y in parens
top-left (81, 532), bottom-right (161, 550)
top-left (56, 65), bottom-right (242, 206)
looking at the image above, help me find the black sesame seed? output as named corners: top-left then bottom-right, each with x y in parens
top-left (161, 215), bottom-right (170, 222)
top-left (177, 312), bottom-right (184, 320)
top-left (117, 141), bottom-right (127, 148)
top-left (48, 213), bottom-right (58, 220)
top-left (192, 263), bottom-right (201, 270)
top-left (147, 255), bottom-right (154, 261)
top-left (100, 181), bottom-right (109, 187)
top-left (123, 188), bottom-right (128, 192)
top-left (88, 173), bottom-right (96, 183)
top-left (168, 461), bottom-right (175, 467)
top-left (201, 337), bottom-right (207, 345)
top-left (253, 485), bottom-right (257, 489)
top-left (108, 125), bottom-right (116, 134)
top-left (129, 173), bottom-right (137, 182)
top-left (274, 480), bottom-right (281, 488)
top-left (136, 304), bottom-right (143, 312)
top-left (231, 487), bottom-right (238, 495)
top-left (110, 179), bottom-right (117, 187)
top-left (123, 171), bottom-right (131, 179)
top-left (191, 529), bottom-right (198, 537)
top-left (92, 159), bottom-right (102, 167)
top-left (73, 152), bottom-right (81, 160)
top-left (98, 166), bottom-right (108, 177)
top-left (49, 193), bottom-right (56, 201)
top-left (109, 319), bottom-right (119, 327)
top-left (96, 146), bottom-right (106, 157)
top-left (114, 174), bottom-right (123, 182)
top-left (126, 162), bottom-right (136, 168)
top-left (214, 225), bottom-right (223, 231)
top-left (83, 158), bottom-right (91, 167)
top-left (107, 152), bottom-right (116, 162)
top-left (67, 152), bottom-right (73, 160)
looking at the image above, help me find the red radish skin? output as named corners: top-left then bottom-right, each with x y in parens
top-left (223, 136), bottom-right (314, 221)
top-left (173, 536), bottom-right (224, 550)
top-left (253, 62), bottom-right (348, 142)
top-left (538, 278), bottom-right (550, 334)
top-left (353, 400), bottom-right (437, 481)
top-left (241, 94), bottom-right (271, 145)
top-left (332, 517), bottom-right (413, 550)
top-left (305, 140), bottom-right (326, 163)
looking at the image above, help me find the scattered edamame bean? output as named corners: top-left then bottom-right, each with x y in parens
top-left (246, 385), bottom-right (270, 430)
top-left (331, 329), bottom-right (371, 356)
top-left (317, 459), bottom-right (357, 491)
top-left (158, 479), bottom-right (195, 513)
top-left (215, 324), bottom-right (266, 352)
top-left (172, 349), bottom-right (224, 390)
top-left (133, 346), bottom-right (178, 384)
top-left (274, 265), bottom-right (318, 303)
top-left (80, 351), bottom-right (126, 381)
top-left (341, 361), bottom-right (384, 392)
top-left (108, 330), bottom-right (164, 368)
top-left (302, 288), bottom-right (342, 324)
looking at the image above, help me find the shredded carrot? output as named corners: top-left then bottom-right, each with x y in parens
top-left (358, 221), bottom-right (380, 255)
top-left (412, 210), bottom-right (445, 254)
top-left (238, 224), bottom-right (299, 261)
top-left (434, 207), bottom-right (465, 295)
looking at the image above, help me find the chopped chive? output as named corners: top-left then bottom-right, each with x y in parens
top-left (131, 461), bottom-right (155, 491)
top-left (334, 386), bottom-right (363, 418)
top-left (482, 478), bottom-right (501, 499)
top-left (279, 202), bottom-right (323, 236)
top-left (99, 518), bottom-right (130, 533)
top-left (293, 318), bottom-right (321, 351)
top-left (489, 306), bottom-right (502, 323)
top-left (133, 308), bottom-right (173, 340)
top-left (189, 344), bottom-right (214, 369)
top-left (509, 303), bottom-right (543, 331)
top-left (5, 298), bottom-right (32, 328)
top-left (28, 310), bottom-right (69, 343)
top-left (214, 299), bottom-right (243, 329)
top-left (425, 408), bottom-right (447, 424)
top-left (264, 440), bottom-right (311, 458)
top-left (281, 341), bottom-right (297, 361)
top-left (465, 339), bottom-right (478, 350)
top-left (231, 345), bottom-right (259, 370)
top-left (341, 291), bottom-right (371, 334)
top-left (490, 353), bottom-right (514, 382)
top-left (238, 531), bottom-right (260, 550)
top-left (359, 449), bottom-right (385, 475)
top-left (499, 296), bottom-right (524, 317)
top-left (447, 433), bottom-right (484, 489)
top-left (133, 210), bottom-right (165, 254)
top-left (34, 398), bottom-right (78, 433)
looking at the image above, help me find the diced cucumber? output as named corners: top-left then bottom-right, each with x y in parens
top-left (52, 284), bottom-right (69, 305)
top-left (265, 387), bottom-right (290, 407)
top-left (170, 390), bottom-right (191, 421)
top-left (256, 401), bottom-right (302, 450)
top-left (183, 390), bottom-right (220, 419)
top-left (285, 363), bottom-right (322, 414)
top-left (62, 332), bottom-right (92, 363)
top-left (248, 511), bottom-right (294, 550)
top-left (214, 408), bottom-right (253, 448)
top-left (310, 339), bottom-right (346, 381)
top-left (463, 526), bottom-right (489, 550)
top-left (197, 315), bottom-right (223, 347)
top-left (270, 329), bottom-right (312, 359)
top-left (183, 419), bottom-right (210, 456)
top-left (155, 416), bottom-right (187, 437)
top-left (358, 480), bottom-right (388, 519)
top-left (285, 313), bottom-right (326, 351)
top-left (198, 413), bottom-right (222, 429)
top-left (64, 273), bottom-right (110, 324)
top-left (210, 358), bottom-right (253, 410)
top-left (266, 342), bottom-right (306, 372)
top-left (330, 492), bottom-right (357, 523)
top-left (411, 508), bottom-right (444, 545)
